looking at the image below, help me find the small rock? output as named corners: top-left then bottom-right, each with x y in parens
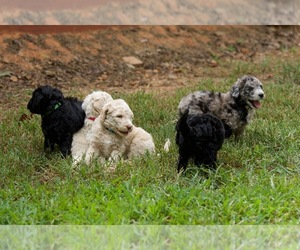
top-left (45, 70), bottom-right (56, 77)
top-left (161, 62), bottom-right (170, 68)
top-left (129, 81), bottom-right (137, 86)
top-left (168, 74), bottom-right (177, 80)
top-left (174, 68), bottom-right (182, 73)
top-left (10, 75), bottom-right (18, 82)
top-left (209, 60), bottom-right (218, 67)
top-left (24, 74), bottom-right (32, 80)
top-left (101, 75), bottom-right (108, 80)
top-left (274, 43), bottom-right (281, 49)
top-left (122, 56), bottom-right (143, 66)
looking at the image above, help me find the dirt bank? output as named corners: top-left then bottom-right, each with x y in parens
top-left (0, 25), bottom-right (299, 110)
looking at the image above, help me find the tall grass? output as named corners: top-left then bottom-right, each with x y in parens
top-left (0, 59), bottom-right (300, 225)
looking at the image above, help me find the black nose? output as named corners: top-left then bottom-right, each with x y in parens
top-left (259, 93), bottom-right (264, 98)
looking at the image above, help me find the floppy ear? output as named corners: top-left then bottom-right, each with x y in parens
top-left (81, 97), bottom-right (90, 112)
top-left (50, 88), bottom-right (64, 101)
top-left (100, 106), bottom-right (109, 122)
top-left (42, 85), bottom-right (64, 101)
top-left (231, 84), bottom-right (240, 98)
top-left (93, 102), bottom-right (103, 115)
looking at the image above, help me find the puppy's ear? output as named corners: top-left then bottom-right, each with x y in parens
top-left (231, 77), bottom-right (245, 98)
top-left (92, 99), bottom-right (106, 115)
top-left (82, 95), bottom-right (95, 112)
top-left (50, 88), bottom-right (64, 102)
top-left (42, 85), bottom-right (63, 102)
top-left (81, 97), bottom-right (89, 112)
top-left (93, 103), bottom-right (102, 115)
top-left (232, 75), bottom-right (252, 98)
top-left (100, 106), bottom-right (109, 122)
top-left (231, 84), bottom-right (240, 98)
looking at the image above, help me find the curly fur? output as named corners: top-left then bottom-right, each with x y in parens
top-left (178, 75), bottom-right (264, 138)
top-left (27, 85), bottom-right (85, 157)
top-left (176, 110), bottom-right (225, 172)
top-left (81, 91), bottom-right (114, 119)
top-left (125, 126), bottom-right (155, 159)
top-left (84, 99), bottom-right (134, 164)
top-left (71, 91), bottom-right (113, 164)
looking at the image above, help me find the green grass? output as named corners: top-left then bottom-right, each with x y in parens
top-left (1, 60), bottom-right (300, 226)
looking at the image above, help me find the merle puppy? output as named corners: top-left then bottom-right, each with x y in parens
top-left (27, 85), bottom-right (85, 157)
top-left (178, 75), bottom-right (264, 138)
top-left (175, 110), bottom-right (225, 173)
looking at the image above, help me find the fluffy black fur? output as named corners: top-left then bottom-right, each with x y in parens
top-left (27, 85), bottom-right (85, 157)
top-left (175, 110), bottom-right (225, 173)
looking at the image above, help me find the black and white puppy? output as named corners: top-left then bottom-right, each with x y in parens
top-left (27, 85), bottom-right (85, 157)
top-left (175, 110), bottom-right (225, 173)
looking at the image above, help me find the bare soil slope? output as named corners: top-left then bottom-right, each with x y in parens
top-left (0, 25), bottom-right (299, 109)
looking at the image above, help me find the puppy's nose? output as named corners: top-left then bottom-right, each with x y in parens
top-left (259, 93), bottom-right (264, 98)
top-left (126, 125), bottom-right (133, 131)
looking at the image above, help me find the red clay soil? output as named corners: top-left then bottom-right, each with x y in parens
top-left (0, 25), bottom-right (299, 111)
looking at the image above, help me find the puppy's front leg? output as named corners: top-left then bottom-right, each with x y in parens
top-left (44, 137), bottom-right (50, 149)
top-left (108, 150), bottom-right (123, 163)
top-left (60, 135), bottom-right (72, 158)
top-left (106, 150), bottom-right (123, 173)
top-left (44, 137), bottom-right (54, 152)
top-left (84, 144), bottom-right (100, 164)
top-left (177, 154), bottom-right (189, 173)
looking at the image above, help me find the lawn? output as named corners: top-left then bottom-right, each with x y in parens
top-left (1, 55), bottom-right (300, 227)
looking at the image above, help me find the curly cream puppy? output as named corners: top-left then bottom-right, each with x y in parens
top-left (84, 99), bottom-right (134, 164)
top-left (71, 91), bottom-right (113, 164)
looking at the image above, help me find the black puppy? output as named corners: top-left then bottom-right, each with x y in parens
top-left (27, 85), bottom-right (85, 157)
top-left (175, 110), bottom-right (225, 173)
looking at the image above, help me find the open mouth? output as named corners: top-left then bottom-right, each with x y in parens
top-left (118, 130), bottom-right (131, 135)
top-left (120, 131), bottom-right (129, 135)
top-left (249, 100), bottom-right (262, 109)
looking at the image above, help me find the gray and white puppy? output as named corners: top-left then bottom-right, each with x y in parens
top-left (178, 75), bottom-right (265, 138)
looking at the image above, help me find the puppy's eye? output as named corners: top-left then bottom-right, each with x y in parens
top-left (116, 115), bottom-right (123, 118)
top-left (260, 85), bottom-right (263, 90)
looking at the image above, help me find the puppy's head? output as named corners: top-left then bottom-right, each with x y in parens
top-left (231, 75), bottom-right (265, 109)
top-left (100, 99), bottom-right (134, 137)
top-left (82, 91), bottom-right (113, 118)
top-left (27, 85), bottom-right (64, 115)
